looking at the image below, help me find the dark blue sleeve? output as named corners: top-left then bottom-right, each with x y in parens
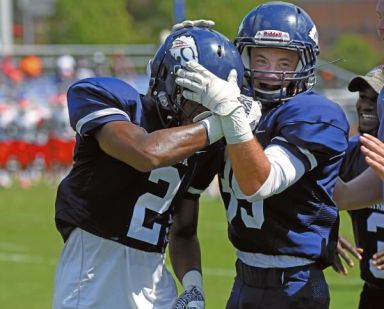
top-left (272, 93), bottom-right (350, 169)
top-left (67, 77), bottom-right (143, 136)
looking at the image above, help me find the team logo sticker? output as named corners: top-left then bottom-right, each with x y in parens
top-left (308, 25), bottom-right (318, 45)
top-left (169, 35), bottom-right (199, 66)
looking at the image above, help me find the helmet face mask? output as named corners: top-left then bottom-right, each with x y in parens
top-left (235, 2), bottom-right (319, 107)
top-left (148, 27), bottom-right (244, 127)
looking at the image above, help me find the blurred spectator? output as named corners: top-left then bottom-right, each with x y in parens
top-left (110, 48), bottom-right (136, 77)
top-left (76, 56), bottom-right (95, 80)
top-left (92, 51), bottom-right (110, 76)
top-left (19, 55), bottom-right (43, 78)
top-left (55, 54), bottom-right (76, 92)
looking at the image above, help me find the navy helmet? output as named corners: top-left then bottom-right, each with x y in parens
top-left (148, 26), bottom-right (244, 127)
top-left (235, 1), bottom-right (319, 105)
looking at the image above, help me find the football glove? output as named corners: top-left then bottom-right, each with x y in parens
top-left (176, 61), bottom-right (241, 116)
top-left (176, 61), bottom-right (261, 144)
top-left (239, 94), bottom-right (262, 132)
top-left (173, 286), bottom-right (205, 309)
top-left (171, 19), bottom-right (215, 32)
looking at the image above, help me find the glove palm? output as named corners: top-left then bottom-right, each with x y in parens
top-left (176, 61), bottom-right (262, 144)
top-left (176, 61), bottom-right (242, 116)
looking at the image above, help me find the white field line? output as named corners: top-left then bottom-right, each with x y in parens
top-left (0, 251), bottom-right (365, 285)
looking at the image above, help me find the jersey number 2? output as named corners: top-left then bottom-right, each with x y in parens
top-left (127, 167), bottom-right (181, 245)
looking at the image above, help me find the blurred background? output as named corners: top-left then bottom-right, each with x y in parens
top-left (0, 0), bottom-right (381, 189)
top-left (0, 0), bottom-right (380, 308)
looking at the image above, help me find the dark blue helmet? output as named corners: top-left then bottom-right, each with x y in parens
top-left (148, 27), bottom-right (244, 127)
top-left (235, 1), bottom-right (319, 105)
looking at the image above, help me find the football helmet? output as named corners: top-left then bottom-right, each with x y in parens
top-left (148, 27), bottom-right (244, 127)
top-left (235, 1), bottom-right (319, 105)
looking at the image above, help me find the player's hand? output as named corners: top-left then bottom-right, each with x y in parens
top-left (372, 250), bottom-right (384, 269)
top-left (332, 236), bottom-right (362, 275)
top-left (238, 94), bottom-right (262, 131)
top-left (173, 286), bottom-right (205, 309)
top-left (360, 133), bottom-right (384, 181)
top-left (172, 19), bottom-right (215, 32)
top-left (176, 61), bottom-right (242, 116)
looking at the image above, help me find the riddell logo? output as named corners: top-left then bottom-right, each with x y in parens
top-left (263, 31), bottom-right (282, 38)
top-left (255, 30), bottom-right (290, 41)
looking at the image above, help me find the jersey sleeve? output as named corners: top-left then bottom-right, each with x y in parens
top-left (67, 77), bottom-right (143, 137)
top-left (272, 93), bottom-right (350, 171)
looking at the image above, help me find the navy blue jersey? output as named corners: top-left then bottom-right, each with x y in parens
top-left (55, 77), bottom-right (222, 253)
top-left (340, 135), bottom-right (384, 288)
top-left (219, 91), bottom-right (349, 268)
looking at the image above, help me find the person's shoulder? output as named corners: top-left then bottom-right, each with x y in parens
top-left (280, 91), bottom-right (348, 127)
top-left (69, 77), bottom-right (142, 103)
top-left (288, 91), bottom-right (341, 109)
top-left (70, 76), bottom-right (137, 93)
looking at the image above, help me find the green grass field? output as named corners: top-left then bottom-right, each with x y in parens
top-left (0, 182), bottom-right (362, 308)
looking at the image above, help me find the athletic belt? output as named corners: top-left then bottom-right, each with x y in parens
top-left (235, 258), bottom-right (316, 288)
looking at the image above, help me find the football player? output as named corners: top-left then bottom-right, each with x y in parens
top-left (338, 65), bottom-right (384, 308)
top-left (176, 2), bottom-right (349, 308)
top-left (52, 26), bottom-right (249, 309)
top-left (334, 0), bottom-right (384, 205)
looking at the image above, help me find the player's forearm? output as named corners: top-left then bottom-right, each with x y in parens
top-left (227, 139), bottom-right (270, 196)
top-left (334, 168), bottom-right (383, 210)
top-left (169, 233), bottom-right (202, 283)
top-left (138, 123), bottom-right (208, 171)
top-left (97, 121), bottom-right (208, 172)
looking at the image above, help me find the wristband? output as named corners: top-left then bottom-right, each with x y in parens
top-left (198, 115), bottom-right (223, 144)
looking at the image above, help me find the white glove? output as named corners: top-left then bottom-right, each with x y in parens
top-left (220, 96), bottom-right (261, 144)
top-left (238, 94), bottom-right (262, 132)
top-left (176, 61), bottom-right (261, 144)
top-left (176, 61), bottom-right (242, 116)
top-left (173, 270), bottom-right (205, 309)
top-left (172, 19), bottom-right (215, 32)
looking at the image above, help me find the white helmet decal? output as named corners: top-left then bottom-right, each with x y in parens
top-left (308, 25), bottom-right (318, 46)
top-left (169, 35), bottom-right (199, 66)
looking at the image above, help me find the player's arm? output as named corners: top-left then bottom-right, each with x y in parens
top-left (169, 198), bottom-right (205, 309)
top-left (227, 140), bottom-right (270, 195)
top-left (333, 167), bottom-right (382, 210)
top-left (176, 61), bottom-right (269, 196)
top-left (95, 118), bottom-right (218, 173)
top-left (70, 78), bottom-right (222, 173)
